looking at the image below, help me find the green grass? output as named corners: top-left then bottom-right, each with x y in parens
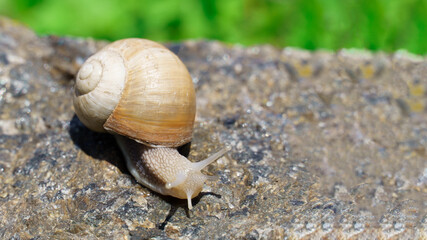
top-left (1, 0), bottom-right (426, 54)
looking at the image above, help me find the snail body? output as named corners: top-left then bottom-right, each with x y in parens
top-left (73, 38), bottom-right (228, 209)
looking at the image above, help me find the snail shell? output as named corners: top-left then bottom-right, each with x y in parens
top-left (73, 38), bottom-right (196, 147)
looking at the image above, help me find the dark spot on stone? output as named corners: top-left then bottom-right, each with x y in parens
top-left (355, 166), bottom-right (366, 178)
top-left (289, 200), bottom-right (305, 206)
top-left (323, 202), bottom-right (338, 214)
top-left (89, 189), bottom-right (110, 203)
top-left (9, 64), bottom-right (32, 97)
top-left (12, 167), bottom-right (26, 176)
top-left (38, 180), bottom-right (48, 188)
top-left (222, 115), bottom-right (239, 128)
top-left (115, 201), bottom-right (147, 221)
top-left (395, 178), bottom-right (405, 188)
top-left (10, 78), bottom-right (31, 97)
top-left (0, 134), bottom-right (30, 151)
top-left (52, 190), bottom-right (64, 202)
top-left (248, 164), bottom-right (271, 183)
top-left (0, 53), bottom-right (8, 65)
top-left (29, 236), bottom-right (42, 240)
top-left (228, 207), bottom-right (249, 217)
top-left (241, 194), bottom-right (257, 207)
top-left (14, 147), bottom-right (57, 176)
top-left (232, 147), bottom-right (264, 164)
top-left (245, 229), bottom-right (260, 240)
top-left (83, 183), bottom-right (97, 191)
top-left (312, 203), bottom-right (323, 209)
top-left (362, 93), bottom-right (390, 105)
top-left (182, 224), bottom-right (203, 236)
top-left (219, 173), bottom-right (230, 184)
top-left (9, 234), bottom-right (22, 240)
top-left (283, 62), bottom-right (298, 81)
top-left (130, 227), bottom-right (168, 240)
top-left (26, 151), bottom-right (46, 170)
top-left (73, 183), bottom-right (98, 199)
top-left (83, 209), bottom-right (105, 227)
top-left (12, 180), bottom-right (23, 188)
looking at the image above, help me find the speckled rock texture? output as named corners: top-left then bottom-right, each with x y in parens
top-left (0, 17), bottom-right (426, 239)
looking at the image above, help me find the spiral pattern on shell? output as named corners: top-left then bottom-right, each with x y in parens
top-left (74, 49), bottom-right (126, 132)
top-left (73, 39), bottom-right (196, 147)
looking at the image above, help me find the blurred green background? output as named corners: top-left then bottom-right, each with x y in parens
top-left (1, 0), bottom-right (426, 54)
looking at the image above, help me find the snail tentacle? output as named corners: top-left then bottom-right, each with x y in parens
top-left (191, 146), bottom-right (231, 171)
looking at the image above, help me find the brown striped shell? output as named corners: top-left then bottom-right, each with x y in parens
top-left (73, 38), bottom-right (196, 147)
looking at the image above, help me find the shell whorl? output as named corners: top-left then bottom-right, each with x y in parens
top-left (73, 49), bottom-right (126, 132)
top-left (73, 39), bottom-right (196, 147)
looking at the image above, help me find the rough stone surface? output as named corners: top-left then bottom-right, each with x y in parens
top-left (0, 17), bottom-right (426, 239)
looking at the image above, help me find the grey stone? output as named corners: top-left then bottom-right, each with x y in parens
top-left (0, 17), bottom-right (426, 239)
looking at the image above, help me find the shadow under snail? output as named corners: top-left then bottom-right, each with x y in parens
top-left (73, 38), bottom-right (229, 209)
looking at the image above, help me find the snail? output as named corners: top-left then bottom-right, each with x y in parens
top-left (73, 38), bottom-right (229, 209)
